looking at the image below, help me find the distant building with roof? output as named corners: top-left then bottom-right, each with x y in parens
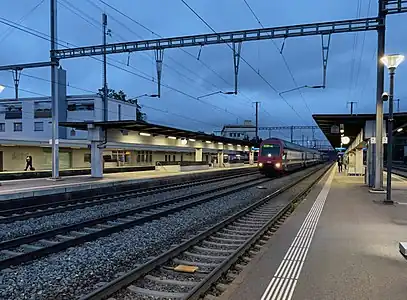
top-left (220, 120), bottom-right (256, 140)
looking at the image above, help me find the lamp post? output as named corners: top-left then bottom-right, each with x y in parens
top-left (278, 85), bottom-right (324, 96)
top-left (197, 91), bottom-right (235, 99)
top-left (380, 54), bottom-right (405, 203)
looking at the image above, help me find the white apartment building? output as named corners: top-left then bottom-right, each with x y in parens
top-left (0, 94), bottom-right (138, 140)
top-left (221, 120), bottom-right (256, 140)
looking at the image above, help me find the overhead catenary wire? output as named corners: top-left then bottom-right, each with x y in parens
top-left (65, 0), bottom-right (252, 111)
top-left (242, 0), bottom-right (313, 117)
top-left (0, 16), bottom-right (245, 122)
top-left (0, 0), bottom-right (45, 45)
top-left (179, 0), bottom-right (307, 124)
top-left (94, 0), bottom-right (286, 126)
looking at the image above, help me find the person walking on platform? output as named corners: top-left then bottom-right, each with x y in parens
top-left (24, 155), bottom-right (35, 171)
top-left (337, 155), bottom-right (343, 173)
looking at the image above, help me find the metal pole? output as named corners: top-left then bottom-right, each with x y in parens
top-left (50, 0), bottom-right (59, 179)
top-left (102, 13), bottom-right (108, 121)
top-left (290, 126), bottom-right (294, 143)
top-left (386, 68), bottom-right (395, 203)
top-left (13, 69), bottom-right (19, 101)
top-left (395, 99), bottom-right (400, 112)
top-left (255, 101), bottom-right (259, 140)
top-left (374, 0), bottom-right (386, 191)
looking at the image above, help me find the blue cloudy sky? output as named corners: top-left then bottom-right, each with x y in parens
top-left (0, 0), bottom-right (406, 144)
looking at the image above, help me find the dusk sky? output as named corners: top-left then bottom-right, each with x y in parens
top-left (1, 0), bottom-right (406, 144)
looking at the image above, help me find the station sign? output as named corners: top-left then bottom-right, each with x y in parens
top-left (370, 137), bottom-right (387, 144)
top-left (251, 147), bottom-right (259, 151)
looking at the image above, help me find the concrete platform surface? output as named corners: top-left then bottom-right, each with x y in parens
top-left (0, 165), bottom-right (254, 201)
top-left (218, 168), bottom-right (407, 300)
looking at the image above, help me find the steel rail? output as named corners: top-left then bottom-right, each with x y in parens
top-left (80, 163), bottom-right (331, 300)
top-left (0, 169), bottom-right (258, 223)
top-left (0, 175), bottom-right (270, 269)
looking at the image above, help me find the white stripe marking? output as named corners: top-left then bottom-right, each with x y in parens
top-left (260, 168), bottom-right (335, 300)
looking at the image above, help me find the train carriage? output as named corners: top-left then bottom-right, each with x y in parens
top-left (258, 138), bottom-right (321, 176)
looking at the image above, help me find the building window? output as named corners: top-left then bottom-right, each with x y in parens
top-left (13, 122), bottom-right (22, 132)
top-left (34, 122), bottom-right (44, 131)
top-left (0, 123), bottom-right (5, 132)
top-left (118, 104), bottom-right (122, 121)
top-left (34, 102), bottom-right (52, 118)
top-left (84, 153), bottom-right (91, 163)
top-left (229, 133), bottom-right (233, 137)
top-left (3, 104), bottom-right (22, 119)
top-left (67, 102), bottom-right (94, 111)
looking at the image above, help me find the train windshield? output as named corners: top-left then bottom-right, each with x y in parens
top-left (261, 144), bottom-right (281, 157)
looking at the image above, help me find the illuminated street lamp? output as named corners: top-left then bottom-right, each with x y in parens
top-left (197, 91), bottom-right (235, 99)
top-left (381, 54), bottom-right (405, 203)
top-left (0, 85), bottom-right (5, 94)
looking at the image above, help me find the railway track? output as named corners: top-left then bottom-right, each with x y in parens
top-left (0, 169), bottom-right (258, 223)
top-left (0, 174), bottom-right (270, 269)
top-left (80, 163), bottom-right (331, 300)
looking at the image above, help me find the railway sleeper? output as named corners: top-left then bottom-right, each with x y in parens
top-left (193, 246), bottom-right (234, 254)
top-left (20, 244), bottom-right (42, 252)
top-left (209, 236), bottom-right (245, 245)
top-left (202, 241), bottom-right (240, 249)
top-left (173, 258), bottom-right (219, 268)
top-left (217, 232), bottom-right (250, 239)
top-left (127, 285), bottom-right (187, 299)
top-left (184, 251), bottom-right (226, 261)
top-left (144, 274), bottom-right (198, 287)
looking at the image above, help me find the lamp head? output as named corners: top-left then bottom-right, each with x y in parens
top-left (381, 54), bottom-right (405, 69)
top-left (0, 85), bottom-right (4, 94)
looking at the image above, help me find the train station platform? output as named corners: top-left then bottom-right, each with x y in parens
top-left (0, 165), bottom-right (255, 202)
top-left (218, 166), bottom-right (407, 300)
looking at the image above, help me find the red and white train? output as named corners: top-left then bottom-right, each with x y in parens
top-left (258, 138), bottom-right (323, 176)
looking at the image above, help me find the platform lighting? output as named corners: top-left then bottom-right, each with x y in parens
top-left (381, 54), bottom-right (405, 69)
top-left (237, 144), bottom-right (241, 147)
top-left (181, 139), bottom-right (188, 145)
top-left (188, 138), bottom-right (196, 142)
top-left (205, 141), bottom-right (211, 144)
top-left (139, 132), bottom-right (151, 137)
top-left (0, 85), bottom-right (4, 93)
top-left (397, 127), bottom-right (403, 132)
top-left (340, 129), bottom-right (344, 133)
top-left (381, 54), bottom-right (405, 203)
top-left (218, 142), bottom-right (223, 145)
top-left (167, 136), bottom-right (177, 140)
top-left (227, 143), bottom-right (233, 146)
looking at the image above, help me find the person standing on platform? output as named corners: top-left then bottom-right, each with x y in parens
top-left (337, 155), bottom-right (343, 173)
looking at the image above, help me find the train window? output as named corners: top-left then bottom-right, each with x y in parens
top-left (261, 144), bottom-right (281, 156)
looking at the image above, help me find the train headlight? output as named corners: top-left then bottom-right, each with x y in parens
top-left (275, 162), bottom-right (281, 169)
top-left (258, 163), bottom-right (263, 167)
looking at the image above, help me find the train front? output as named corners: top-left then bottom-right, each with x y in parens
top-left (257, 140), bottom-right (283, 175)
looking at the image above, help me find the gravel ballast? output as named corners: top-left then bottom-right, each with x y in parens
top-left (1, 166), bottom-right (324, 300)
top-left (0, 174), bottom-right (261, 242)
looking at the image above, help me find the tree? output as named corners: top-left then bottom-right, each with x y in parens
top-left (97, 88), bottom-right (147, 121)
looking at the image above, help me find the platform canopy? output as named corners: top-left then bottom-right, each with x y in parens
top-left (313, 113), bottom-right (407, 148)
top-left (60, 120), bottom-right (255, 147)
